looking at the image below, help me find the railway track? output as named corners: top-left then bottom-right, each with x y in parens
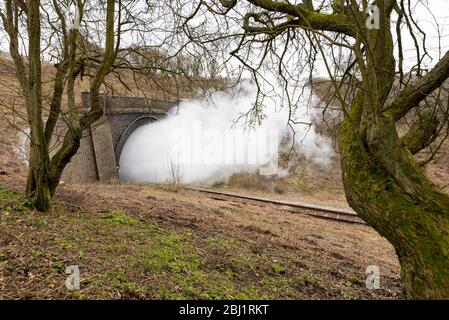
top-left (188, 188), bottom-right (366, 225)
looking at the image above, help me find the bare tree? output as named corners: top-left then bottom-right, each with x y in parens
top-left (176, 0), bottom-right (449, 299)
top-left (0, 0), bottom-right (120, 211)
top-left (0, 0), bottom-right (223, 213)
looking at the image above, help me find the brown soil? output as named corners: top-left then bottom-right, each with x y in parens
top-left (0, 54), bottom-right (409, 299)
top-left (0, 114), bottom-right (401, 299)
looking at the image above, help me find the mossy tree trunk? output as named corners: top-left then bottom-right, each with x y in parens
top-left (25, 0), bottom-right (52, 211)
top-left (339, 92), bottom-right (449, 298)
top-left (337, 1), bottom-right (449, 298)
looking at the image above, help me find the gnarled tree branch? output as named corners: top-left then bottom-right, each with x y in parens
top-left (385, 50), bottom-right (449, 122)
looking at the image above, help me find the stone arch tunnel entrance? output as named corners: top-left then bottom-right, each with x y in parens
top-left (113, 115), bottom-right (158, 164)
top-left (61, 93), bottom-right (178, 182)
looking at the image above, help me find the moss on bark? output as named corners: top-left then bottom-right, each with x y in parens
top-left (338, 95), bottom-right (449, 299)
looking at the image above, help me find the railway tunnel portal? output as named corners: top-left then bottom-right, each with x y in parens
top-left (60, 92), bottom-right (178, 182)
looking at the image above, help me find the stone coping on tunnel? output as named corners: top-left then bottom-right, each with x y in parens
top-left (81, 91), bottom-right (180, 114)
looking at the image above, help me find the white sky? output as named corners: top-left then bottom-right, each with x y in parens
top-left (399, 0), bottom-right (449, 67)
top-left (308, 0), bottom-right (449, 76)
top-left (2, 1), bottom-right (449, 76)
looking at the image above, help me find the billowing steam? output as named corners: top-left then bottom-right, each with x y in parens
top-left (119, 82), bottom-right (332, 184)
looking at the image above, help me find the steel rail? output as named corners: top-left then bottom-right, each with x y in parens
top-left (188, 187), bottom-right (366, 225)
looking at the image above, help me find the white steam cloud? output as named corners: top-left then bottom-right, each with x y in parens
top-left (119, 82), bottom-right (332, 184)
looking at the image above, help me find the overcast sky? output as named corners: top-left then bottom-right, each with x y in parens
top-left (2, 1), bottom-right (449, 76)
top-left (307, 0), bottom-right (449, 76)
top-left (400, 0), bottom-right (449, 66)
